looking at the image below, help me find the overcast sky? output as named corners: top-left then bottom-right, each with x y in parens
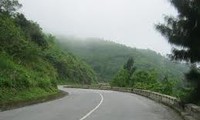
top-left (19, 0), bottom-right (177, 55)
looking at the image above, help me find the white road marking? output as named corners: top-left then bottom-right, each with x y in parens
top-left (79, 93), bottom-right (104, 120)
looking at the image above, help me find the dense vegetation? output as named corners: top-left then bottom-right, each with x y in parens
top-left (57, 37), bottom-right (189, 83)
top-left (1, 0), bottom-right (198, 106)
top-left (111, 58), bottom-right (177, 96)
top-left (156, 0), bottom-right (200, 104)
top-left (0, 0), bottom-right (96, 105)
top-left (44, 35), bottom-right (97, 84)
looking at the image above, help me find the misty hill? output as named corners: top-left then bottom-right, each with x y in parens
top-left (57, 37), bottom-right (189, 82)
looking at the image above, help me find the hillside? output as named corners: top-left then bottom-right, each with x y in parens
top-left (45, 36), bottom-right (97, 84)
top-left (0, 7), bottom-right (96, 105)
top-left (57, 37), bottom-right (189, 82)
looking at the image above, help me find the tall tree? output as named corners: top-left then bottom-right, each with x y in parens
top-left (185, 66), bottom-right (200, 103)
top-left (156, 0), bottom-right (200, 104)
top-left (156, 0), bottom-right (200, 63)
top-left (123, 57), bottom-right (136, 75)
top-left (111, 57), bottom-right (136, 87)
top-left (124, 57), bottom-right (136, 85)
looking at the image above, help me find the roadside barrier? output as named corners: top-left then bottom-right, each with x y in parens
top-left (64, 85), bottom-right (200, 120)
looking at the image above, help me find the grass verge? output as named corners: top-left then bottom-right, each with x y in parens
top-left (0, 87), bottom-right (68, 111)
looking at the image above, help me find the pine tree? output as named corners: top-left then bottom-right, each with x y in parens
top-left (156, 0), bottom-right (200, 63)
top-left (156, 0), bottom-right (200, 104)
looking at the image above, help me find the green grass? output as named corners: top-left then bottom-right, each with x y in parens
top-left (0, 87), bottom-right (58, 106)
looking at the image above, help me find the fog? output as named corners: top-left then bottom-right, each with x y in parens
top-left (19, 0), bottom-right (177, 55)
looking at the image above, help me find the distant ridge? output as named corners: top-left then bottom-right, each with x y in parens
top-left (57, 36), bottom-right (189, 82)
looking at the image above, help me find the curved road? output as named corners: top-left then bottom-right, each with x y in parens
top-left (0, 86), bottom-right (182, 120)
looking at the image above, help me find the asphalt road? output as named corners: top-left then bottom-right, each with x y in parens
top-left (0, 86), bottom-right (182, 120)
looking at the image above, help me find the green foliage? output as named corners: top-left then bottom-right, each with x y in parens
top-left (15, 14), bottom-right (48, 48)
top-left (132, 70), bottom-right (161, 91)
top-left (111, 68), bottom-right (130, 87)
top-left (0, 52), bottom-right (57, 90)
top-left (112, 66), bottom-right (176, 96)
top-left (156, 0), bottom-right (200, 63)
top-left (184, 66), bottom-right (200, 104)
top-left (156, 0), bottom-right (200, 104)
top-left (123, 57), bottom-right (136, 75)
top-left (56, 36), bottom-right (190, 97)
top-left (57, 37), bottom-right (189, 83)
top-left (0, 14), bottom-right (26, 57)
top-left (0, 2), bottom-right (97, 105)
top-left (159, 76), bottom-right (175, 95)
top-left (0, 87), bottom-right (58, 105)
top-left (45, 35), bottom-right (97, 84)
top-left (111, 57), bottom-right (136, 87)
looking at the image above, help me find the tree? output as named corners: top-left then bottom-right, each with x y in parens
top-left (156, 0), bottom-right (200, 104)
top-left (156, 0), bottom-right (200, 63)
top-left (123, 57), bottom-right (136, 85)
top-left (15, 13), bottom-right (48, 48)
top-left (111, 57), bottom-right (136, 87)
top-left (123, 57), bottom-right (136, 75)
top-left (0, 0), bottom-right (22, 14)
top-left (185, 66), bottom-right (200, 103)
top-left (160, 76), bottom-right (175, 95)
top-left (111, 69), bottom-right (130, 87)
top-left (132, 70), bottom-right (159, 90)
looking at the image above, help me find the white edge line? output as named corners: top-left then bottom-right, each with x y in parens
top-left (79, 93), bottom-right (104, 120)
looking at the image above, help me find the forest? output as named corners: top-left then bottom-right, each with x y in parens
top-left (56, 37), bottom-right (189, 82)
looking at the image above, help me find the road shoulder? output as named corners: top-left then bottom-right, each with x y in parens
top-left (0, 90), bottom-right (68, 111)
